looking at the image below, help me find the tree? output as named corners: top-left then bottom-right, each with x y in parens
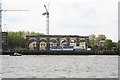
top-left (92, 45), bottom-right (98, 51)
top-left (89, 34), bottom-right (106, 46)
top-left (8, 32), bottom-right (26, 48)
top-left (7, 31), bottom-right (44, 49)
top-left (105, 39), bottom-right (112, 50)
top-left (89, 34), bottom-right (96, 45)
top-left (89, 34), bottom-right (105, 51)
top-left (99, 45), bottom-right (104, 51)
top-left (89, 34), bottom-right (96, 40)
top-left (95, 34), bottom-right (106, 44)
top-left (112, 42), bottom-right (117, 47)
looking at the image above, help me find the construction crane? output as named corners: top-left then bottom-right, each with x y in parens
top-left (43, 0), bottom-right (51, 35)
top-left (0, 3), bottom-right (28, 52)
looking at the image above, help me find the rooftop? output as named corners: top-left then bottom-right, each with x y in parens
top-left (26, 35), bottom-right (89, 38)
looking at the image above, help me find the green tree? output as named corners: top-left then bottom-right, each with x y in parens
top-left (8, 32), bottom-right (26, 48)
top-left (112, 42), bottom-right (117, 47)
top-left (95, 34), bottom-right (106, 44)
top-left (105, 39), bottom-right (112, 50)
top-left (99, 45), bottom-right (104, 51)
top-left (89, 34), bottom-right (96, 45)
top-left (8, 31), bottom-right (44, 49)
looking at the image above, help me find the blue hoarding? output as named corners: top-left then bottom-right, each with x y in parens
top-left (63, 46), bottom-right (73, 49)
top-left (51, 46), bottom-right (62, 49)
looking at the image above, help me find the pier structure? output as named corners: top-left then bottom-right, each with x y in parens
top-left (26, 35), bottom-right (89, 51)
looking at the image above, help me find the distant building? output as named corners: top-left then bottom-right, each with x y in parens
top-left (2, 32), bottom-right (8, 50)
top-left (26, 35), bottom-right (89, 51)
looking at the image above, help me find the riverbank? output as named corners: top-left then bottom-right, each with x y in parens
top-left (2, 51), bottom-right (119, 55)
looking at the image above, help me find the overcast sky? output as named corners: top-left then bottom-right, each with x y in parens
top-left (1, 0), bottom-right (119, 42)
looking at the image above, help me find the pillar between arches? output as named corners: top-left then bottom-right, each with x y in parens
top-left (26, 37), bottom-right (29, 50)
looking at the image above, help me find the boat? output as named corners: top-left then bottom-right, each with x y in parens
top-left (10, 52), bottom-right (22, 56)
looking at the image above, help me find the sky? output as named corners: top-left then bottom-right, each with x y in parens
top-left (1, 0), bottom-right (120, 42)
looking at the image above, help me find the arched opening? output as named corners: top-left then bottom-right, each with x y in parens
top-left (79, 40), bottom-right (86, 49)
top-left (50, 39), bottom-right (57, 47)
top-left (39, 39), bottom-right (47, 50)
top-left (70, 39), bottom-right (76, 46)
top-left (60, 39), bottom-right (67, 46)
top-left (29, 39), bottom-right (37, 50)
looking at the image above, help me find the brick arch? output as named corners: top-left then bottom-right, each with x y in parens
top-left (39, 38), bottom-right (47, 42)
top-left (39, 39), bottom-right (47, 43)
top-left (49, 38), bottom-right (58, 47)
top-left (29, 39), bottom-right (38, 44)
top-left (78, 38), bottom-right (87, 49)
top-left (69, 38), bottom-right (77, 42)
top-left (60, 38), bottom-right (68, 42)
top-left (69, 38), bottom-right (77, 46)
top-left (39, 39), bottom-right (47, 50)
top-left (59, 38), bottom-right (68, 46)
top-left (79, 38), bottom-right (86, 42)
top-left (29, 38), bottom-right (37, 41)
top-left (50, 38), bottom-right (57, 41)
top-left (50, 38), bottom-right (58, 43)
top-left (28, 39), bottom-right (38, 50)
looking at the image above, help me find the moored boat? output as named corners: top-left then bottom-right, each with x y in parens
top-left (10, 52), bottom-right (22, 56)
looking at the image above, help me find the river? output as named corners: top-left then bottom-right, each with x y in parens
top-left (1, 55), bottom-right (118, 78)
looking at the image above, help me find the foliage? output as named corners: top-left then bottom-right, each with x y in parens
top-left (89, 34), bottom-right (106, 50)
top-left (89, 34), bottom-right (96, 40)
top-left (8, 31), bottom-right (44, 49)
top-left (112, 42), bottom-right (117, 47)
top-left (89, 34), bottom-right (96, 45)
top-left (95, 34), bottom-right (106, 44)
top-left (51, 40), bottom-right (56, 43)
top-left (104, 39), bottom-right (113, 49)
top-left (89, 34), bottom-right (118, 51)
top-left (99, 45), bottom-right (104, 51)
top-left (89, 34), bottom-right (106, 45)
top-left (8, 31), bottom-right (25, 48)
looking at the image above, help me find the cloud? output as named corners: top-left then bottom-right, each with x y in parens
top-left (2, 0), bottom-right (119, 42)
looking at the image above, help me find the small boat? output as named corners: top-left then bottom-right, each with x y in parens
top-left (10, 52), bottom-right (22, 56)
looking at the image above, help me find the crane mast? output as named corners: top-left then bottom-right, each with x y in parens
top-left (43, 4), bottom-right (49, 35)
top-left (43, 0), bottom-right (51, 35)
top-left (0, 2), bottom-right (2, 53)
top-left (46, 12), bottom-right (49, 35)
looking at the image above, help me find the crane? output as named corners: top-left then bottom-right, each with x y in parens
top-left (43, 0), bottom-right (51, 35)
top-left (0, 3), bottom-right (28, 52)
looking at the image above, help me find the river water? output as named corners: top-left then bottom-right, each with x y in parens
top-left (1, 55), bottom-right (118, 78)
